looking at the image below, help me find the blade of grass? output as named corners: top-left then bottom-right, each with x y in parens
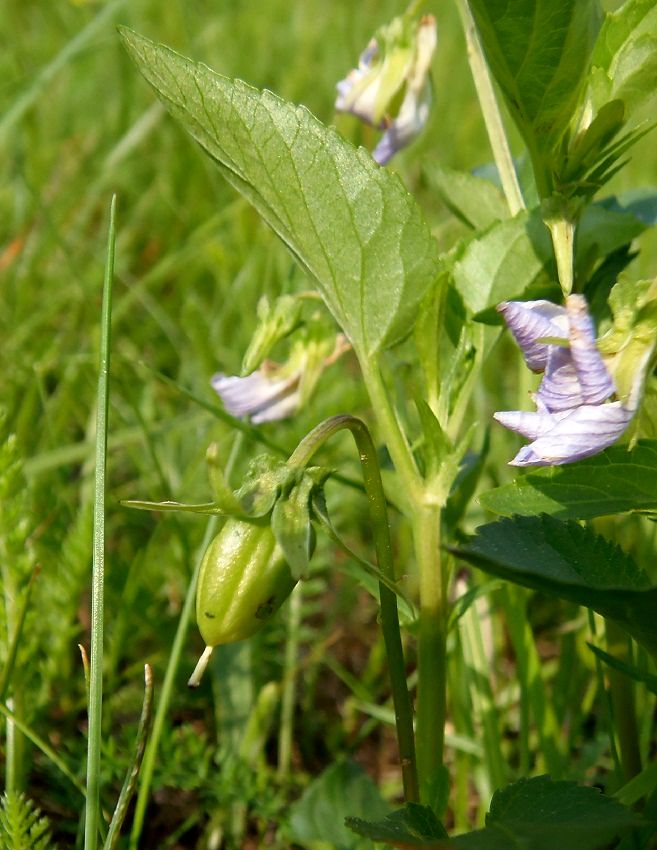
top-left (0, 702), bottom-right (86, 799)
top-left (0, 0), bottom-right (126, 138)
top-left (84, 194), bottom-right (116, 850)
top-left (103, 665), bottom-right (154, 850)
top-left (0, 566), bottom-right (40, 704)
top-left (129, 431), bottom-right (241, 848)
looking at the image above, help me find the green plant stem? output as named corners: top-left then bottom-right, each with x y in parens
top-left (413, 503), bottom-right (448, 805)
top-left (129, 432), bottom-right (243, 850)
top-left (454, 0), bottom-right (525, 216)
top-left (606, 619), bottom-right (642, 781)
top-left (84, 195), bottom-right (116, 850)
top-left (289, 415), bottom-right (419, 803)
top-left (278, 581), bottom-right (303, 779)
top-left (0, 702), bottom-right (87, 798)
top-left (359, 362), bottom-right (421, 505)
top-left (129, 520), bottom-right (218, 849)
top-left (104, 665), bottom-right (154, 850)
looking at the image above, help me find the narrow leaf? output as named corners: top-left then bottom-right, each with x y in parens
top-left (120, 28), bottom-right (439, 357)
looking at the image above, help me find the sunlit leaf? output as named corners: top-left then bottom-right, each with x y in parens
top-left (469, 0), bottom-right (602, 159)
top-left (120, 28), bottom-right (439, 358)
top-left (480, 441), bottom-right (657, 519)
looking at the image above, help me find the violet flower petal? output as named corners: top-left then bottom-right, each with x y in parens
top-left (507, 401), bottom-right (634, 467)
top-left (211, 371), bottom-right (300, 422)
top-left (566, 294), bottom-right (616, 405)
top-left (493, 409), bottom-right (571, 441)
top-left (535, 345), bottom-right (585, 412)
top-left (497, 300), bottom-right (568, 372)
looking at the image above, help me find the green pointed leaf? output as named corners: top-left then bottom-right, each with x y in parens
top-left (480, 441), bottom-right (657, 519)
top-left (271, 471), bottom-right (325, 580)
top-left (452, 209), bottom-right (554, 315)
top-left (346, 803), bottom-right (448, 848)
top-left (120, 28), bottom-right (439, 358)
top-left (590, 0), bottom-right (657, 116)
top-left (452, 514), bottom-right (657, 655)
top-left (286, 760), bottom-right (390, 850)
top-left (469, 0), bottom-right (602, 157)
top-left (425, 165), bottom-right (508, 230)
top-left (120, 499), bottom-right (233, 517)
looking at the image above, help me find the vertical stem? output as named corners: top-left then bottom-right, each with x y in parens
top-left (289, 415), bottom-right (419, 802)
top-left (278, 581), bottom-right (303, 778)
top-left (413, 504), bottom-right (448, 806)
top-left (606, 620), bottom-right (642, 781)
top-left (84, 194), bottom-right (116, 850)
top-left (454, 0), bottom-right (525, 216)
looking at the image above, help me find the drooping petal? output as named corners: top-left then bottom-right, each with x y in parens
top-left (335, 39), bottom-right (384, 126)
top-left (566, 294), bottom-right (616, 405)
top-left (493, 409), bottom-right (571, 441)
top-left (536, 345), bottom-right (584, 412)
top-left (507, 401), bottom-right (634, 467)
top-left (211, 370), bottom-right (301, 423)
top-left (497, 300), bottom-right (568, 372)
top-left (372, 84), bottom-right (431, 165)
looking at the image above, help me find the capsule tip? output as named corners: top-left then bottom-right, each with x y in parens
top-left (187, 645), bottom-right (214, 688)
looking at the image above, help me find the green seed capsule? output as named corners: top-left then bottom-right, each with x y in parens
top-left (196, 518), bottom-right (296, 647)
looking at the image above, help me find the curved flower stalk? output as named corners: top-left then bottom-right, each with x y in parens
top-left (494, 295), bottom-right (638, 467)
top-left (335, 12), bottom-right (437, 165)
top-left (212, 334), bottom-right (349, 424)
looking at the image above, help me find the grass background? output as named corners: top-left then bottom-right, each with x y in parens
top-left (1, 0), bottom-right (657, 848)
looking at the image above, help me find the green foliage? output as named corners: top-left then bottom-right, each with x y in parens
top-left (480, 441), bottom-right (657, 519)
top-left (468, 0), bottom-right (602, 190)
top-left (589, 0), bottom-right (657, 117)
top-left (0, 792), bottom-right (56, 850)
top-left (346, 802), bottom-right (447, 847)
top-left (347, 777), bottom-right (638, 850)
top-left (285, 760), bottom-right (390, 850)
top-left (453, 514), bottom-right (657, 655)
top-left (425, 166), bottom-right (508, 231)
top-left (452, 209), bottom-right (554, 315)
top-left (119, 28), bottom-right (440, 360)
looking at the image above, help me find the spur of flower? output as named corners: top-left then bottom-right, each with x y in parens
top-left (335, 11), bottom-right (437, 165)
top-left (494, 294), bottom-right (642, 467)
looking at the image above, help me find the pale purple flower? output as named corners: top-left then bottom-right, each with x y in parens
top-left (212, 366), bottom-right (301, 425)
top-left (335, 15), bottom-right (437, 165)
top-left (495, 295), bottom-right (635, 466)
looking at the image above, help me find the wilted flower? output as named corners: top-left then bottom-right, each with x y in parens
top-left (212, 335), bottom-right (349, 425)
top-left (335, 13), bottom-right (437, 165)
top-left (494, 295), bottom-right (637, 466)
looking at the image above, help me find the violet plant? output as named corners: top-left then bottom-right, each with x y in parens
top-left (117, 0), bottom-right (657, 846)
